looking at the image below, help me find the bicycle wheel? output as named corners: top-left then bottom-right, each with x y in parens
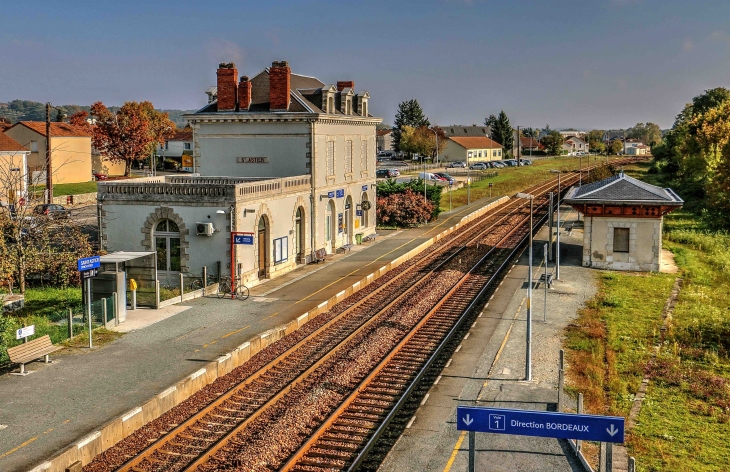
top-left (216, 280), bottom-right (231, 299)
top-left (236, 285), bottom-right (249, 301)
top-left (190, 279), bottom-right (203, 291)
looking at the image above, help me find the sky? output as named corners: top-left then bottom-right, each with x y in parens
top-left (1, 0), bottom-right (729, 130)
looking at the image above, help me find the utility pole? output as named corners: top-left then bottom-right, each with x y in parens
top-left (45, 103), bottom-right (53, 204)
top-left (516, 126), bottom-right (521, 165)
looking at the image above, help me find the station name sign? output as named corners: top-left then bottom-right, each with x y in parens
top-left (457, 406), bottom-right (625, 443)
top-left (77, 255), bottom-right (101, 272)
top-left (236, 157), bottom-right (269, 164)
top-left (234, 234), bottom-right (254, 245)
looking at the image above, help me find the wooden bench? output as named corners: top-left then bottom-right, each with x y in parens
top-left (7, 335), bottom-right (61, 375)
top-left (362, 233), bottom-right (378, 243)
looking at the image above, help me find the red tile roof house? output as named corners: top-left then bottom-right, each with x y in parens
top-left (0, 132), bottom-right (30, 204)
top-left (443, 136), bottom-right (504, 163)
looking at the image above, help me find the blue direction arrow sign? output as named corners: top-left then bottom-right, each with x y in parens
top-left (234, 234), bottom-right (254, 245)
top-left (457, 406), bottom-right (625, 443)
top-left (77, 255), bottom-right (101, 272)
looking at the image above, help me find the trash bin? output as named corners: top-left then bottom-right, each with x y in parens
top-left (355, 233), bottom-right (363, 245)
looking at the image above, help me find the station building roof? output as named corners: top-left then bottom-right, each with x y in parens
top-left (563, 173), bottom-right (683, 207)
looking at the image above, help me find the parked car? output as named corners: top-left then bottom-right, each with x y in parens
top-left (32, 204), bottom-right (70, 220)
top-left (521, 159), bottom-right (532, 165)
top-left (503, 160), bottom-right (518, 167)
top-left (469, 162), bottom-right (488, 170)
top-left (491, 161), bottom-right (505, 168)
top-left (376, 168), bottom-right (400, 178)
top-left (434, 172), bottom-right (456, 183)
top-left (447, 161), bottom-right (467, 168)
top-left (93, 172), bottom-right (108, 181)
top-left (417, 172), bottom-right (443, 181)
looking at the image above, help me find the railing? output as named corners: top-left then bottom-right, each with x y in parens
top-left (237, 175), bottom-right (311, 198)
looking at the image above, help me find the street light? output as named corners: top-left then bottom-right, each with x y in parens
top-left (550, 170), bottom-right (561, 280)
top-left (516, 191), bottom-right (534, 381)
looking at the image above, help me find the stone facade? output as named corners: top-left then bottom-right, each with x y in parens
top-left (582, 217), bottom-right (661, 271)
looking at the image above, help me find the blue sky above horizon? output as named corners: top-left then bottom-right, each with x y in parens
top-left (1, 0), bottom-right (728, 130)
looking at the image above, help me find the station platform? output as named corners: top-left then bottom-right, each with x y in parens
top-left (0, 196), bottom-right (502, 472)
top-left (379, 207), bottom-right (597, 471)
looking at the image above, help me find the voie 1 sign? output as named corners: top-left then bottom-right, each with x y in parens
top-left (457, 406), bottom-right (625, 443)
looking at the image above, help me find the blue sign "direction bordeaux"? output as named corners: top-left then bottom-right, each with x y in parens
top-left (77, 255), bottom-right (101, 272)
top-left (457, 406), bottom-right (625, 443)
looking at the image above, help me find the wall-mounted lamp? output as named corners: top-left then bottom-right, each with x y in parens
top-left (319, 194), bottom-right (330, 201)
top-left (243, 208), bottom-right (256, 217)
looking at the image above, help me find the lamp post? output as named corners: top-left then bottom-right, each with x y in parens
top-left (516, 192), bottom-right (534, 381)
top-left (44, 103), bottom-right (66, 204)
top-left (467, 151), bottom-right (471, 205)
top-left (430, 127), bottom-right (439, 167)
top-left (550, 170), bottom-right (561, 280)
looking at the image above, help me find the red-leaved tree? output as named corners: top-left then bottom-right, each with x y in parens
top-left (90, 101), bottom-right (175, 176)
top-left (376, 189), bottom-right (434, 226)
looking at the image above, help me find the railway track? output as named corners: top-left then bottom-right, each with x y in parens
top-left (85, 159), bottom-right (642, 472)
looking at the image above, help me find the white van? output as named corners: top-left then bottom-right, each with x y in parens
top-left (418, 172), bottom-right (441, 181)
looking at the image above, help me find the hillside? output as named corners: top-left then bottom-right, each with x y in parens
top-left (0, 99), bottom-right (196, 129)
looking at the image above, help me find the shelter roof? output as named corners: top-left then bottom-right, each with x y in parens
top-left (564, 173), bottom-right (683, 206)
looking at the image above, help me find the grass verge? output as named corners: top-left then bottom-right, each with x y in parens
top-left (563, 161), bottom-right (730, 471)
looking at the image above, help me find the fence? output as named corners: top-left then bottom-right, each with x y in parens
top-left (158, 267), bottom-right (220, 308)
top-left (1, 296), bottom-right (117, 364)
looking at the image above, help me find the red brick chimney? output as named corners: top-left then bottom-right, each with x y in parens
top-left (269, 61), bottom-right (291, 111)
top-left (337, 81), bottom-right (354, 91)
top-left (216, 63), bottom-right (238, 112)
top-left (239, 75), bottom-right (252, 111)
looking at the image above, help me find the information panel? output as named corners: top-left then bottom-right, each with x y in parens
top-left (457, 406), bottom-right (625, 443)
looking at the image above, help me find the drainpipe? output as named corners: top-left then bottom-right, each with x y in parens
top-left (309, 120), bottom-right (316, 263)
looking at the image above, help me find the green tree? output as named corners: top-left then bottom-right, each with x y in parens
top-left (587, 129), bottom-right (606, 152)
top-left (609, 140), bottom-right (623, 155)
top-left (486, 110), bottom-right (513, 155)
top-left (540, 130), bottom-right (564, 155)
top-left (627, 123), bottom-right (662, 147)
top-left (706, 142), bottom-right (730, 227)
top-left (393, 99), bottom-right (429, 153)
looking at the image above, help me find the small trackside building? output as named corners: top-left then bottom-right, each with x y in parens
top-left (563, 173), bottom-right (683, 272)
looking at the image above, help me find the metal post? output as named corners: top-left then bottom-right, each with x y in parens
top-left (102, 297), bottom-right (107, 329)
top-left (45, 103), bottom-right (53, 204)
top-left (576, 393), bottom-right (584, 452)
top-left (628, 457), bottom-right (635, 472)
top-left (526, 197), bottom-right (533, 381)
top-left (548, 192), bottom-right (554, 261)
top-left (113, 291), bottom-right (118, 326)
top-left (449, 183), bottom-right (452, 213)
top-left (467, 154), bottom-right (471, 205)
top-left (203, 266), bottom-right (208, 295)
top-left (558, 369), bottom-right (565, 412)
top-left (68, 308), bottom-right (73, 338)
top-left (542, 243), bottom-right (548, 323)
top-left (606, 443), bottom-right (614, 472)
top-left (87, 278), bottom-right (92, 349)
top-left (180, 272), bottom-right (184, 302)
top-left (556, 174), bottom-right (561, 280)
top-left (468, 430), bottom-right (475, 472)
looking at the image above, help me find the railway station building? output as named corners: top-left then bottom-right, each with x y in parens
top-left (563, 172), bottom-right (683, 272)
top-left (100, 61), bottom-right (380, 289)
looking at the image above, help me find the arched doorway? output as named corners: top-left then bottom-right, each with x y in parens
top-left (257, 216), bottom-right (268, 278)
top-left (154, 219), bottom-right (180, 285)
top-left (295, 206), bottom-right (305, 264)
top-left (345, 195), bottom-right (354, 244)
top-left (360, 192), bottom-right (370, 228)
top-left (326, 199), bottom-right (335, 252)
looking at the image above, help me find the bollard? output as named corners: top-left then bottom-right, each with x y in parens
top-left (180, 273), bottom-right (184, 302)
top-left (68, 308), bottom-right (73, 338)
top-left (203, 266), bottom-right (208, 295)
top-left (559, 349), bottom-right (565, 370)
top-left (102, 298), bottom-right (107, 329)
top-left (155, 280), bottom-right (160, 308)
top-left (628, 456), bottom-right (635, 472)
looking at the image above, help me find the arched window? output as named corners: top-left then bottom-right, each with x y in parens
top-left (362, 101), bottom-right (368, 116)
top-left (325, 200), bottom-right (334, 242)
top-left (154, 219), bottom-right (181, 272)
top-left (328, 96), bottom-right (335, 113)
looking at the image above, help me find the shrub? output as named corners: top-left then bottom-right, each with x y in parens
top-left (376, 189), bottom-right (434, 227)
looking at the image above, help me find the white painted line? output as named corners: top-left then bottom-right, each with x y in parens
top-left (489, 295), bottom-right (494, 300)
top-left (317, 301), bottom-right (328, 309)
top-left (434, 375), bottom-right (442, 385)
top-left (406, 416), bottom-right (416, 429)
top-left (420, 393), bottom-right (430, 406)
top-left (445, 359), bottom-right (453, 368)
top-left (297, 314), bottom-right (308, 324)
top-left (464, 333), bottom-right (470, 340)
top-left (190, 368), bottom-right (206, 380)
top-left (217, 354), bottom-right (231, 363)
top-left (159, 386), bottom-right (176, 398)
top-left (472, 321), bottom-right (477, 328)
top-left (455, 344), bottom-right (462, 352)
top-left (237, 341), bottom-right (251, 351)
top-left (27, 462), bottom-right (50, 472)
top-left (77, 431), bottom-right (101, 448)
top-left (121, 407), bottom-right (142, 422)
top-left (336, 290), bottom-right (346, 298)
top-left (0, 424), bottom-right (6, 430)
top-left (478, 313), bottom-right (483, 318)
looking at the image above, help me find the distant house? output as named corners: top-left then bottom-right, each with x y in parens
top-left (4, 121), bottom-right (93, 185)
top-left (376, 129), bottom-right (393, 152)
top-left (626, 145), bottom-right (649, 156)
top-left (441, 125), bottom-right (491, 138)
top-left (157, 129), bottom-right (194, 171)
top-left (0, 118), bottom-right (11, 132)
top-left (443, 136), bottom-right (503, 163)
top-left (519, 136), bottom-right (541, 153)
top-left (0, 133), bottom-right (29, 204)
top-left (559, 130), bottom-right (586, 138)
top-left (565, 136), bottom-right (588, 154)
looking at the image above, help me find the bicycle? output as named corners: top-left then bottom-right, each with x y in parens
top-left (188, 274), bottom-right (217, 292)
top-left (216, 276), bottom-right (249, 300)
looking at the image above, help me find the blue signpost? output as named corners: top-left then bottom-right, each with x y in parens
top-left (457, 406), bottom-right (624, 471)
top-left (233, 234), bottom-right (254, 245)
top-left (77, 255), bottom-right (100, 349)
top-left (77, 255), bottom-right (100, 272)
